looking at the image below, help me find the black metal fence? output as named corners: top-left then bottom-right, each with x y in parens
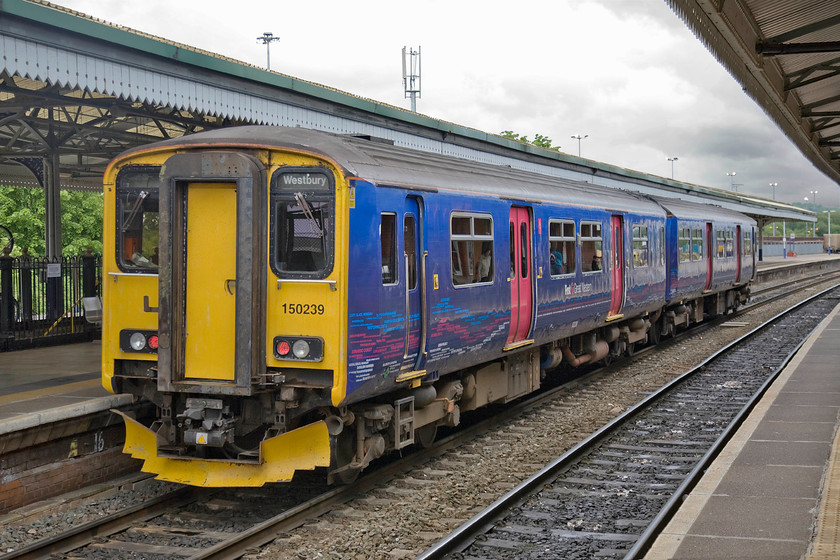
top-left (0, 249), bottom-right (101, 351)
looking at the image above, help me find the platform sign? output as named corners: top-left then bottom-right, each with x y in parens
top-left (46, 263), bottom-right (61, 278)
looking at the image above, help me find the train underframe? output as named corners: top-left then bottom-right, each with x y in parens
top-left (115, 285), bottom-right (750, 485)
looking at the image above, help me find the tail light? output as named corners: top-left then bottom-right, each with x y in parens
top-left (273, 336), bottom-right (323, 362)
top-left (120, 329), bottom-right (159, 353)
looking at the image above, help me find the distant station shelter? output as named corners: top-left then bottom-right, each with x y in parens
top-left (1, 0), bottom-right (831, 258)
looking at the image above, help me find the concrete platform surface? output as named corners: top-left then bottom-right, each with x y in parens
top-left (0, 341), bottom-right (130, 434)
top-left (644, 301), bottom-right (840, 560)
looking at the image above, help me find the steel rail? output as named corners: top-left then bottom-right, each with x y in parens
top-left (415, 283), bottom-right (840, 560)
top-left (0, 487), bottom-right (198, 560)
top-left (6, 270), bottom-right (836, 560)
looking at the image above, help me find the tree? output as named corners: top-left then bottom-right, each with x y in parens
top-left (0, 186), bottom-right (103, 256)
top-left (500, 130), bottom-right (561, 152)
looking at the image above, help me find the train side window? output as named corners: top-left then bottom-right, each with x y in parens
top-left (725, 230), bottom-right (734, 257)
top-left (691, 228), bottom-right (703, 261)
top-left (451, 213), bottom-right (494, 286)
top-left (716, 229), bottom-right (726, 258)
top-left (743, 229), bottom-right (752, 255)
top-left (115, 166), bottom-right (161, 273)
top-left (381, 213), bottom-right (397, 285)
top-left (660, 226), bottom-right (665, 265)
top-left (548, 220), bottom-right (575, 276)
top-left (405, 215), bottom-right (417, 290)
top-left (270, 168), bottom-right (334, 279)
top-left (581, 221), bottom-right (603, 273)
top-left (509, 223), bottom-right (516, 278)
top-left (632, 224), bottom-right (648, 267)
top-left (678, 227), bottom-right (691, 263)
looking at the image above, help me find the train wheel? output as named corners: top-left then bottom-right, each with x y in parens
top-left (602, 348), bottom-right (613, 366)
top-left (415, 424), bottom-right (438, 449)
top-left (625, 342), bottom-right (637, 357)
top-left (331, 431), bottom-right (360, 484)
top-left (649, 321), bottom-right (661, 345)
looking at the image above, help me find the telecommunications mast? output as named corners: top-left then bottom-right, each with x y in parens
top-left (402, 46), bottom-right (421, 112)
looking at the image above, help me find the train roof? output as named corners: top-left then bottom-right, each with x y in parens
top-left (651, 196), bottom-right (756, 225)
top-left (118, 126), bottom-right (667, 216)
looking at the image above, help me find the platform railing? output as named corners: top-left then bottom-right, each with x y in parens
top-left (0, 249), bottom-right (101, 351)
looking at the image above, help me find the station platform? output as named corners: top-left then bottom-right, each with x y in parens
top-left (756, 252), bottom-right (840, 269)
top-left (0, 341), bottom-right (130, 436)
top-left (644, 300), bottom-right (840, 560)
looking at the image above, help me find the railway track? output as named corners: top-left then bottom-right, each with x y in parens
top-left (415, 285), bottom-right (840, 560)
top-left (4, 273), bottom-right (838, 560)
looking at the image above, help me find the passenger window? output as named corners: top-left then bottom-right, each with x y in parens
top-left (548, 220), bottom-right (576, 276)
top-left (632, 225), bottom-right (648, 268)
top-left (270, 169), bottom-right (334, 279)
top-left (716, 229), bottom-right (726, 258)
top-left (691, 228), bottom-right (703, 261)
top-left (520, 222), bottom-right (528, 278)
top-left (581, 221), bottom-right (603, 273)
top-left (743, 230), bottom-right (752, 255)
top-left (115, 167), bottom-right (161, 273)
top-left (678, 227), bottom-right (691, 263)
top-left (405, 215), bottom-right (417, 289)
top-left (660, 226), bottom-right (665, 265)
top-left (725, 230), bottom-right (734, 257)
top-left (381, 213), bottom-right (397, 285)
top-left (509, 223), bottom-right (515, 278)
top-left (450, 213), bottom-right (494, 286)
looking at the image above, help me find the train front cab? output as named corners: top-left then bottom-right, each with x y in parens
top-left (102, 144), bottom-right (350, 486)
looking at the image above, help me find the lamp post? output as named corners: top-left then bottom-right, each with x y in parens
top-left (256, 32), bottom-right (280, 70)
top-left (769, 182), bottom-right (777, 200)
top-left (810, 190), bottom-right (819, 207)
top-left (667, 157), bottom-right (678, 179)
top-left (826, 210), bottom-right (835, 254)
top-left (571, 134), bottom-right (588, 157)
top-left (726, 171), bottom-right (737, 190)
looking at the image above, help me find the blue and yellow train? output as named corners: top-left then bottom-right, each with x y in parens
top-left (101, 126), bottom-right (755, 486)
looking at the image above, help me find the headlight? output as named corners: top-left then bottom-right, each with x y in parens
top-left (292, 339), bottom-right (311, 359)
top-left (129, 332), bottom-right (147, 351)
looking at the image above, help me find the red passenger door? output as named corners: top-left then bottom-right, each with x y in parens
top-left (735, 225), bottom-right (742, 283)
top-left (507, 207), bottom-right (533, 347)
top-left (704, 223), bottom-right (713, 291)
top-left (609, 215), bottom-right (624, 318)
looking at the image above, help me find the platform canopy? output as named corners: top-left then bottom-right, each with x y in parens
top-left (668, 0), bottom-right (840, 186)
top-left (0, 0), bottom-right (817, 256)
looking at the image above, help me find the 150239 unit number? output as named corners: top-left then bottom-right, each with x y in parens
top-left (282, 303), bottom-right (325, 315)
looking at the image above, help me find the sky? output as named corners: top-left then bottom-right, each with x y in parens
top-left (54, 0), bottom-right (839, 208)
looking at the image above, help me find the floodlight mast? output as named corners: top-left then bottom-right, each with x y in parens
top-left (257, 32), bottom-right (280, 70)
top-left (402, 46), bottom-right (421, 112)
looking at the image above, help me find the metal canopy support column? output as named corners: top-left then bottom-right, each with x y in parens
top-left (44, 149), bottom-right (63, 321)
top-left (45, 150), bottom-right (62, 259)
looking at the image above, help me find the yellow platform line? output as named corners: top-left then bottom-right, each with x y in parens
top-left (0, 378), bottom-right (102, 406)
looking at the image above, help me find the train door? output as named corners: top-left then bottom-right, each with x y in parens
top-left (704, 223), bottom-right (713, 291)
top-left (506, 206), bottom-right (533, 347)
top-left (400, 196), bottom-right (427, 374)
top-left (157, 153), bottom-right (265, 393)
top-left (183, 183), bottom-right (238, 380)
top-left (609, 215), bottom-right (624, 318)
top-left (735, 225), bottom-right (742, 283)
